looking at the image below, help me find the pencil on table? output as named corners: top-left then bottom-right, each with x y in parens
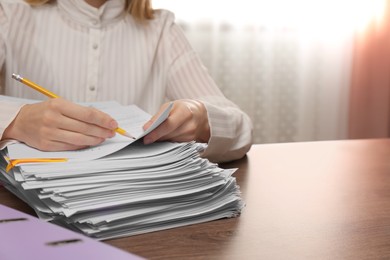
top-left (11, 73), bottom-right (135, 139)
top-left (5, 157), bottom-right (68, 172)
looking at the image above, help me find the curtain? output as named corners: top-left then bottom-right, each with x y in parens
top-left (155, 0), bottom-right (384, 144)
top-left (349, 0), bottom-right (390, 138)
top-left (179, 24), bottom-right (352, 144)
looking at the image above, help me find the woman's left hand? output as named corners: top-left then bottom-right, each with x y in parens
top-left (143, 99), bottom-right (210, 144)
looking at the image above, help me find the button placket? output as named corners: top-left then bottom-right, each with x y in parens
top-left (86, 27), bottom-right (101, 102)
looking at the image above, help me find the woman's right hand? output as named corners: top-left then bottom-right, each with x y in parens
top-left (2, 98), bottom-right (118, 151)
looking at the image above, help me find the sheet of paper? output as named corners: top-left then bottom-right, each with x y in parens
top-left (6, 102), bottom-right (173, 161)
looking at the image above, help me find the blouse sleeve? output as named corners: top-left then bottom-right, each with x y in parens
top-left (163, 12), bottom-right (253, 163)
top-left (0, 2), bottom-right (25, 147)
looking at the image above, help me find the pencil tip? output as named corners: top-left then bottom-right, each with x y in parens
top-left (125, 133), bottom-right (136, 140)
top-left (119, 130), bottom-right (135, 139)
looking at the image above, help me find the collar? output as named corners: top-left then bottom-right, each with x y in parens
top-left (57, 0), bottom-right (126, 28)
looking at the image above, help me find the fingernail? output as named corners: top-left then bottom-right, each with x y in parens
top-left (143, 121), bottom-right (152, 130)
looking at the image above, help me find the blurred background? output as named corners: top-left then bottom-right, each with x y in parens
top-left (154, 0), bottom-right (390, 144)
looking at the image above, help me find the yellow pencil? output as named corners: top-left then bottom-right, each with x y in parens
top-left (11, 73), bottom-right (135, 139)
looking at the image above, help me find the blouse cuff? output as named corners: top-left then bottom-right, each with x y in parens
top-left (198, 100), bottom-right (236, 162)
top-left (0, 101), bottom-right (25, 149)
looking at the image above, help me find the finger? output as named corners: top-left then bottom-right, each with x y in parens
top-left (27, 128), bottom-right (105, 151)
top-left (143, 102), bottom-right (172, 131)
top-left (156, 121), bottom-right (197, 142)
top-left (143, 111), bottom-right (191, 144)
top-left (55, 115), bottom-right (116, 139)
top-left (25, 130), bottom-right (92, 151)
top-left (50, 99), bottom-right (118, 130)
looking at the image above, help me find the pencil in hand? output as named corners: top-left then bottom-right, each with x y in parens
top-left (11, 73), bottom-right (135, 139)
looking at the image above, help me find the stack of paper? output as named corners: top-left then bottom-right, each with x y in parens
top-left (0, 97), bottom-right (243, 240)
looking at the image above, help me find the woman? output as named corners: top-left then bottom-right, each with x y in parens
top-left (0, 0), bottom-right (253, 162)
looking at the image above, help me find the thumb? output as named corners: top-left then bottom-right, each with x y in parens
top-left (143, 102), bottom-right (172, 131)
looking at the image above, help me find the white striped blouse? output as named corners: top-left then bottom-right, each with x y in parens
top-left (0, 0), bottom-right (252, 162)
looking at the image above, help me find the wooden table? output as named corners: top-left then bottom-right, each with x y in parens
top-left (2, 139), bottom-right (390, 259)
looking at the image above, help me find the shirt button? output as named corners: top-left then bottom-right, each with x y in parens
top-left (92, 43), bottom-right (98, 50)
top-left (89, 85), bottom-right (96, 91)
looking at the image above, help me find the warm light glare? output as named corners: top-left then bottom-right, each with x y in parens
top-left (154, 0), bottom-right (387, 32)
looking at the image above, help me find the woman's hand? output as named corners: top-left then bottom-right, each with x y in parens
top-left (2, 98), bottom-right (118, 151)
top-left (143, 99), bottom-right (210, 144)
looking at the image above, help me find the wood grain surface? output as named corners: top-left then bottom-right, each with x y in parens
top-left (2, 139), bottom-right (390, 259)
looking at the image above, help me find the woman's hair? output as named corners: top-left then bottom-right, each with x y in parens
top-left (24, 0), bottom-right (154, 21)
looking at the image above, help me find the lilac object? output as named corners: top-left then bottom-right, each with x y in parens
top-left (0, 204), bottom-right (144, 260)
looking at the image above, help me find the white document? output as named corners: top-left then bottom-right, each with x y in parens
top-left (6, 102), bottom-right (173, 161)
